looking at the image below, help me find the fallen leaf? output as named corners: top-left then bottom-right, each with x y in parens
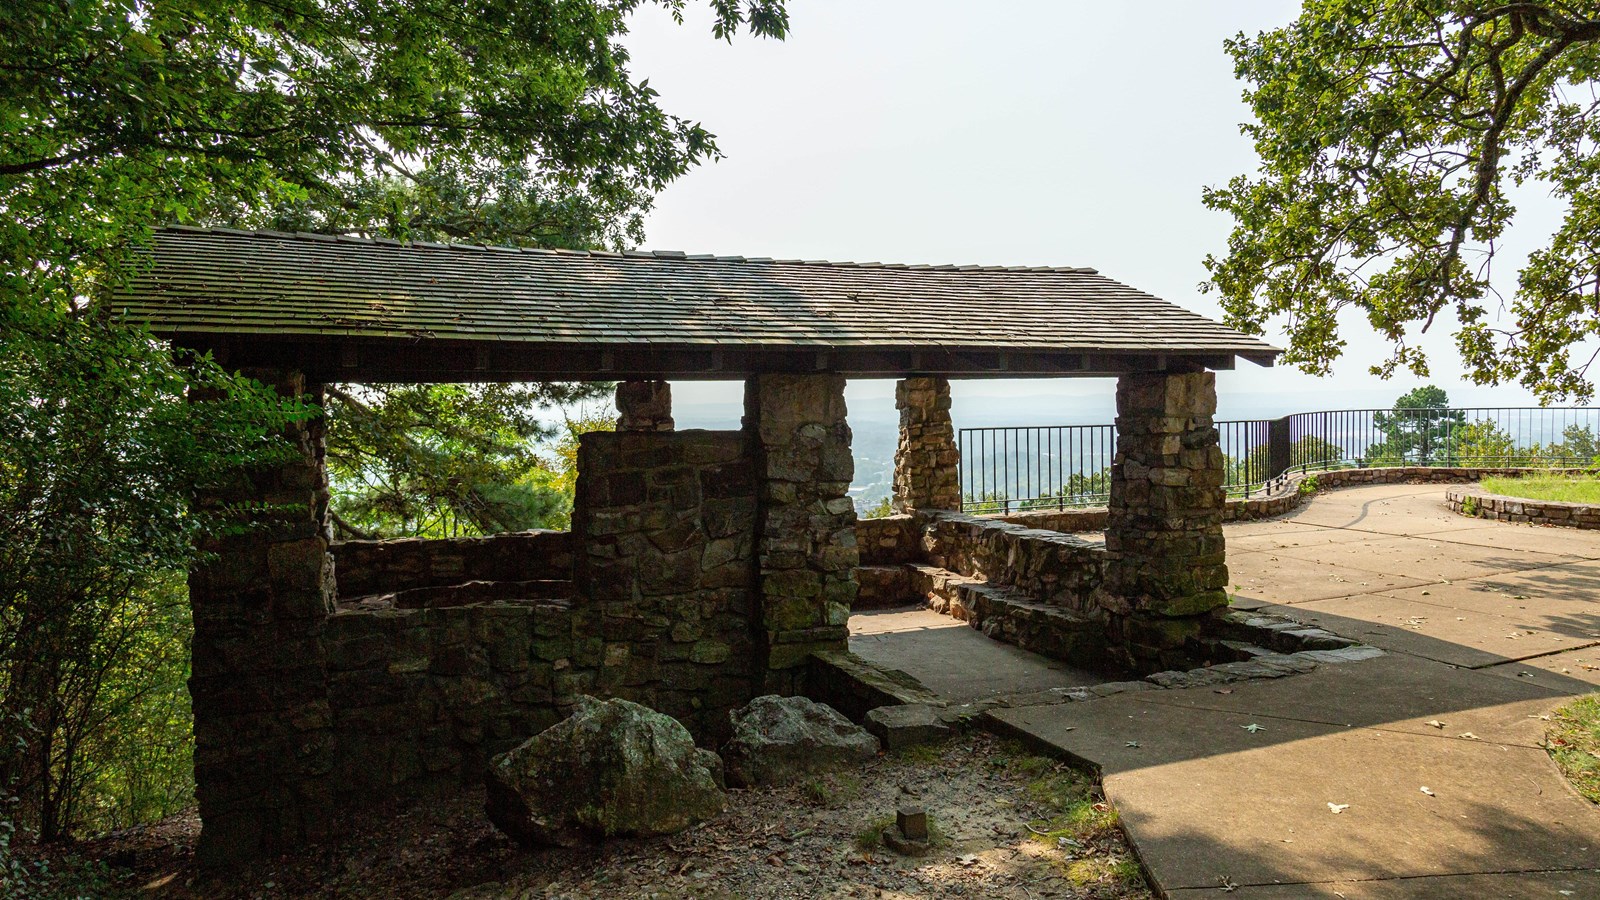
top-left (1328, 802), bottom-right (1350, 814)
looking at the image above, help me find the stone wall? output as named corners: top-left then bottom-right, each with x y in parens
top-left (1447, 484), bottom-right (1600, 528)
top-left (992, 507), bottom-right (1108, 533)
top-left (572, 429), bottom-right (760, 739)
top-left (746, 375), bottom-right (857, 689)
top-left (331, 531), bottom-right (572, 598)
top-left (856, 514), bottom-right (921, 565)
top-left (892, 376), bottom-right (960, 512)
top-left (1222, 466), bottom-right (1600, 522)
top-left (918, 512), bottom-right (1107, 617)
top-left (323, 600), bottom-right (586, 799)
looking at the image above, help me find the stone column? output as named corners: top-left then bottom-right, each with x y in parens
top-left (616, 380), bottom-right (673, 432)
top-left (188, 369), bottom-right (336, 865)
top-left (892, 376), bottom-right (961, 512)
top-left (1105, 371), bottom-right (1228, 619)
top-left (744, 374), bottom-right (857, 691)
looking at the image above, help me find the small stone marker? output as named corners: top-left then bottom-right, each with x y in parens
top-left (897, 805), bottom-right (928, 841)
top-left (882, 804), bottom-right (931, 856)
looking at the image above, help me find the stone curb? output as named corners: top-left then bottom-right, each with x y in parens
top-left (982, 465), bottom-right (1600, 531)
top-left (1446, 484), bottom-right (1600, 529)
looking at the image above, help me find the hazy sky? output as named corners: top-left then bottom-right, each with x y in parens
top-left (621, 1), bottom-right (1568, 424)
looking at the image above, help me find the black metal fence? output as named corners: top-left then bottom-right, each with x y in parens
top-left (959, 406), bottom-right (1600, 513)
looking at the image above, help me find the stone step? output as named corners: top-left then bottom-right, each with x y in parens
top-left (854, 564), bottom-right (916, 610)
top-left (904, 563), bottom-right (1113, 671)
top-left (904, 563), bottom-right (986, 619)
top-left (956, 582), bottom-right (1112, 670)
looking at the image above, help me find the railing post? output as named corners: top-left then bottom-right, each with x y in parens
top-left (1267, 415), bottom-right (1292, 481)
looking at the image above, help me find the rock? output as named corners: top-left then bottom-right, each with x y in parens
top-left (484, 696), bottom-right (724, 847)
top-left (865, 704), bottom-right (953, 750)
top-left (722, 695), bottom-right (879, 787)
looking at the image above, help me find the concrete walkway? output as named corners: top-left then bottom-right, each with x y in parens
top-left (861, 484), bottom-right (1600, 898)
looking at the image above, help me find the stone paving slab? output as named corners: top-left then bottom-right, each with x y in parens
top-left (989, 690), bottom-right (1600, 892)
top-left (847, 606), bottom-right (1102, 703)
top-left (1228, 552), bottom-right (1432, 605)
top-left (1165, 869), bottom-right (1600, 899)
top-left (1282, 593), bottom-right (1597, 668)
top-left (1132, 653), bottom-right (1571, 748)
top-left (1268, 534), bottom-right (1575, 582)
top-left (1482, 650), bottom-right (1600, 694)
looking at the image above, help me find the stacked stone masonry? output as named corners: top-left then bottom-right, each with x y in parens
top-left (1447, 484), bottom-right (1600, 528)
top-left (332, 530), bottom-right (573, 598)
top-left (191, 365), bottom-right (1261, 863)
top-left (571, 429), bottom-right (761, 739)
top-left (192, 369), bottom-right (868, 864)
top-left (1104, 372), bottom-right (1229, 619)
top-left (616, 380), bottom-right (674, 432)
top-left (892, 376), bottom-right (960, 512)
top-left (188, 370), bottom-right (337, 865)
top-left (745, 375), bottom-right (858, 689)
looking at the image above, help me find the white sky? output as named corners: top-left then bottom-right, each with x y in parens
top-left (621, 0), bottom-right (1569, 422)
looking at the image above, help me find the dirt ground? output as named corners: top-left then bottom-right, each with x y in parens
top-left (46, 732), bottom-right (1152, 899)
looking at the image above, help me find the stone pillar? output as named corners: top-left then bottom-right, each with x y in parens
top-left (744, 374), bottom-right (857, 691)
top-left (616, 380), bottom-right (673, 432)
top-left (892, 376), bottom-right (961, 512)
top-left (188, 368), bottom-right (336, 865)
top-left (1105, 371), bottom-right (1228, 619)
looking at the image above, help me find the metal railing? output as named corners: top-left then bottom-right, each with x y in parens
top-left (959, 406), bottom-right (1600, 513)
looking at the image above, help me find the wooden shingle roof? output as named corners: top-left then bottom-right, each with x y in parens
top-left (113, 227), bottom-right (1278, 381)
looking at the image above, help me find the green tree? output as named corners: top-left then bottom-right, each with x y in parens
top-left (1204, 3), bottom-right (1600, 400)
top-left (325, 383), bottom-right (611, 539)
top-left (2, 0), bottom-right (791, 847)
top-left (1226, 436), bottom-right (1346, 488)
top-left (1364, 386), bottom-right (1463, 465)
top-left (0, 319), bottom-right (307, 843)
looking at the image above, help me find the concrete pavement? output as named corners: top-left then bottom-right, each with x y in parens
top-left (858, 483), bottom-right (1600, 897)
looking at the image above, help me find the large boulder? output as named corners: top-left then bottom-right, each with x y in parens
top-left (484, 696), bottom-right (724, 847)
top-left (722, 695), bottom-right (880, 787)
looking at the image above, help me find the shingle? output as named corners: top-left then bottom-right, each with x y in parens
top-left (112, 228), bottom-right (1281, 360)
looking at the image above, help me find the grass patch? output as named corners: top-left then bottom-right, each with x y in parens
top-left (1064, 855), bottom-right (1145, 890)
top-left (799, 772), bottom-right (862, 809)
top-left (853, 815), bottom-right (894, 851)
top-left (1024, 768), bottom-right (1119, 843)
top-left (1547, 694), bottom-right (1600, 803)
top-left (1481, 475), bottom-right (1600, 504)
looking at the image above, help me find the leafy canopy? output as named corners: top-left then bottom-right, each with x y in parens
top-left (1204, 2), bottom-right (1600, 400)
top-left (1, 0), bottom-right (790, 843)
